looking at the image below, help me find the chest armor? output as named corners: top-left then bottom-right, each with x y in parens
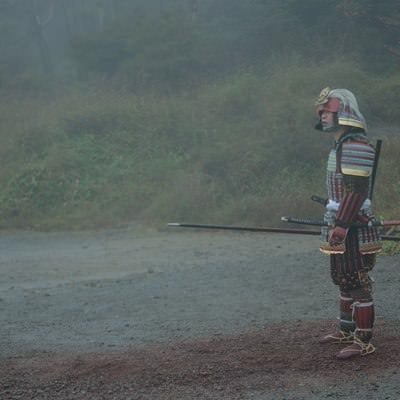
top-left (326, 148), bottom-right (344, 202)
top-left (321, 143), bottom-right (381, 255)
top-left (326, 145), bottom-right (373, 202)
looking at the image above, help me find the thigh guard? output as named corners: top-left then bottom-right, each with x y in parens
top-left (330, 252), bottom-right (375, 292)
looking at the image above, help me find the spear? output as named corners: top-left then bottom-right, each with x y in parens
top-left (168, 222), bottom-right (319, 235)
top-left (167, 222), bottom-right (400, 241)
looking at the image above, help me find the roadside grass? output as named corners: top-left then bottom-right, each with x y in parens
top-left (0, 60), bottom-right (399, 231)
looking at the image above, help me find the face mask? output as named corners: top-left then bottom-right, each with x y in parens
top-left (320, 111), bottom-right (340, 132)
top-left (322, 122), bottom-right (341, 132)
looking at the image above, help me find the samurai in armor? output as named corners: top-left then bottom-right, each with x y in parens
top-left (315, 87), bottom-right (382, 359)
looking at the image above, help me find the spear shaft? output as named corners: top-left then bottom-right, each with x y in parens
top-left (167, 222), bottom-right (400, 241)
top-left (167, 222), bottom-right (319, 235)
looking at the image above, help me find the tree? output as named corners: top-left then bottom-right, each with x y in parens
top-left (336, 1), bottom-right (400, 61)
top-left (28, 0), bottom-right (55, 73)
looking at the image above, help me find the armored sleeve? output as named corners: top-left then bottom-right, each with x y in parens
top-left (335, 140), bottom-right (375, 226)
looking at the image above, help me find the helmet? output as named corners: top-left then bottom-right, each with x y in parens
top-left (315, 87), bottom-right (367, 132)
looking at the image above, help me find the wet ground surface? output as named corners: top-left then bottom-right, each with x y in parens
top-left (0, 227), bottom-right (399, 399)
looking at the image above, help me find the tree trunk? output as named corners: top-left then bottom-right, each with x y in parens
top-left (29, 0), bottom-right (54, 74)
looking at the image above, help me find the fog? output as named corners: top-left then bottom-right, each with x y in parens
top-left (0, 0), bottom-right (399, 229)
top-left (3, 0), bottom-right (398, 91)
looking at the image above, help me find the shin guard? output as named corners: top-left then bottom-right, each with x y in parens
top-left (353, 300), bottom-right (374, 342)
top-left (339, 292), bottom-right (355, 333)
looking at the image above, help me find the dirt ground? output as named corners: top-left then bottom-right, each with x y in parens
top-left (0, 226), bottom-right (399, 399)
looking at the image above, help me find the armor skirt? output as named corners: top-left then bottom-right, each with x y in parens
top-left (330, 228), bottom-right (376, 292)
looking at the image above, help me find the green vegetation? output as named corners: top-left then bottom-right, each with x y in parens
top-left (0, 1), bottom-right (399, 231)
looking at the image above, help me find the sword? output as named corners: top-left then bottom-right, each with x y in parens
top-left (311, 195), bottom-right (328, 206)
top-left (281, 216), bottom-right (400, 228)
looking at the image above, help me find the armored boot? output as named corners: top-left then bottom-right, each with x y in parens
top-left (336, 299), bottom-right (376, 359)
top-left (320, 293), bottom-right (355, 344)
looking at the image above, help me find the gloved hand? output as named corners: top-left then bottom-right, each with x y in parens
top-left (328, 225), bottom-right (348, 246)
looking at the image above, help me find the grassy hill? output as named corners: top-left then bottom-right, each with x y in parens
top-left (1, 60), bottom-right (399, 230)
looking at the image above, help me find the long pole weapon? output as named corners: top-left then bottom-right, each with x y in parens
top-left (167, 222), bottom-right (400, 241)
top-left (168, 222), bottom-right (320, 235)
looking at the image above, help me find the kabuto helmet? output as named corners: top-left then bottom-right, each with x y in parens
top-left (315, 87), bottom-right (367, 132)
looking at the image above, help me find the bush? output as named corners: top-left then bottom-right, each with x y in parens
top-left (0, 60), bottom-right (399, 230)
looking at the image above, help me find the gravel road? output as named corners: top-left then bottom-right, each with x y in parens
top-left (0, 226), bottom-right (399, 399)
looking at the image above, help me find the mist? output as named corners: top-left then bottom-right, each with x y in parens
top-left (0, 0), bottom-right (399, 229)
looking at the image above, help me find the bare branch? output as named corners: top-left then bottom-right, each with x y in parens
top-left (33, 0), bottom-right (55, 28)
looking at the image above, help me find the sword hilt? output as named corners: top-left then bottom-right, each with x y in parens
top-left (311, 195), bottom-right (328, 206)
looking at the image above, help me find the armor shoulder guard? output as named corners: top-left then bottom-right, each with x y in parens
top-left (340, 140), bottom-right (375, 177)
